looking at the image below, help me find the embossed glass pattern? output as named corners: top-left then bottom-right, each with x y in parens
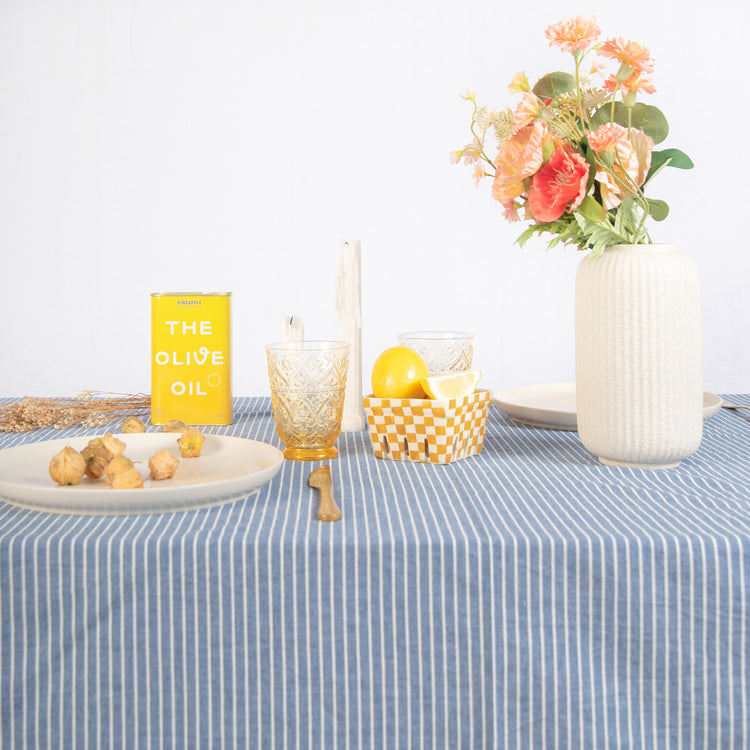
top-left (398, 331), bottom-right (474, 375)
top-left (266, 341), bottom-right (350, 460)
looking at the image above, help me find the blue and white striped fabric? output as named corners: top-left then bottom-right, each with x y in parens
top-left (1, 395), bottom-right (749, 748)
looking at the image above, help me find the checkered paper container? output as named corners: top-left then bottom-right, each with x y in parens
top-left (363, 389), bottom-right (492, 464)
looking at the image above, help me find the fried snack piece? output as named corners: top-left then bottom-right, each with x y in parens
top-left (162, 419), bottom-right (187, 433)
top-left (102, 432), bottom-right (126, 457)
top-left (80, 438), bottom-right (113, 479)
top-left (177, 427), bottom-right (205, 458)
top-left (49, 446), bottom-right (86, 486)
top-left (121, 416), bottom-right (146, 433)
top-left (148, 449), bottom-right (180, 480)
top-left (110, 467), bottom-right (144, 489)
top-left (105, 455), bottom-right (135, 485)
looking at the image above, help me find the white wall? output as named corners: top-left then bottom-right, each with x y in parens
top-left (1, 0), bottom-right (747, 398)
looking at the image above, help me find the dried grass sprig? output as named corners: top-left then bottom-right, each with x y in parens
top-left (0, 391), bottom-right (151, 432)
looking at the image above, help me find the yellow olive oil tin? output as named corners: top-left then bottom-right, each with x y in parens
top-left (151, 292), bottom-right (232, 425)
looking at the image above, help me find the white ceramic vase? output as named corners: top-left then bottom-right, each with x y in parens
top-left (575, 243), bottom-right (703, 469)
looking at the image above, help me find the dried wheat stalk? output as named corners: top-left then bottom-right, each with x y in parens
top-left (0, 391), bottom-right (151, 432)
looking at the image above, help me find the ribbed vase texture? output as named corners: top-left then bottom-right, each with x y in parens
top-left (575, 244), bottom-right (703, 469)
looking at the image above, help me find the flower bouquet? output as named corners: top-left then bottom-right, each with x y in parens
top-left (451, 16), bottom-right (693, 256)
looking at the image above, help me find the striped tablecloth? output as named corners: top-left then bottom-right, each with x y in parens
top-left (1, 396), bottom-right (749, 748)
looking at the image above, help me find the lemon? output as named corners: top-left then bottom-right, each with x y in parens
top-left (420, 370), bottom-right (482, 400)
top-left (371, 346), bottom-right (430, 399)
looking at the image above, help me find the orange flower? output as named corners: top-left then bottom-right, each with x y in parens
top-left (527, 145), bottom-right (589, 223)
top-left (512, 91), bottom-right (541, 131)
top-left (594, 128), bottom-right (654, 209)
top-left (603, 71), bottom-right (656, 95)
top-left (587, 123), bottom-right (629, 152)
top-left (491, 120), bottom-right (549, 202)
top-left (545, 16), bottom-right (601, 52)
top-left (599, 37), bottom-right (655, 74)
top-left (501, 200), bottom-right (521, 223)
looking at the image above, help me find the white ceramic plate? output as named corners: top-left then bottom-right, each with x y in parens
top-left (0, 433), bottom-right (284, 516)
top-left (492, 383), bottom-right (722, 431)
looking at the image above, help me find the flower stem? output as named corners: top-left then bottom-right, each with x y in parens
top-left (469, 101), bottom-right (497, 172)
top-left (574, 51), bottom-right (584, 131)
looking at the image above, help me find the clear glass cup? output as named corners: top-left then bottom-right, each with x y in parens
top-left (266, 341), bottom-right (350, 460)
top-left (397, 331), bottom-right (474, 375)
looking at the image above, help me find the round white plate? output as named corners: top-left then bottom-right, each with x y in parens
top-left (0, 433), bottom-right (284, 516)
top-left (492, 383), bottom-right (722, 431)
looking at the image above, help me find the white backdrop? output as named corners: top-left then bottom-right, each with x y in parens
top-left (1, 0), bottom-right (747, 398)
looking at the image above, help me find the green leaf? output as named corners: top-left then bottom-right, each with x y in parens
top-left (515, 225), bottom-right (539, 248)
top-left (613, 195), bottom-right (636, 236)
top-left (588, 106), bottom-right (609, 131)
top-left (590, 102), bottom-right (669, 144)
top-left (597, 150), bottom-right (614, 168)
top-left (532, 72), bottom-right (575, 99)
top-left (573, 213), bottom-right (631, 257)
top-left (647, 198), bottom-right (669, 221)
top-left (577, 195), bottom-right (606, 223)
top-left (629, 104), bottom-right (669, 143)
top-left (582, 144), bottom-right (598, 191)
top-left (654, 148), bottom-right (693, 170)
top-left (542, 138), bottom-right (555, 162)
top-left (645, 149), bottom-right (693, 185)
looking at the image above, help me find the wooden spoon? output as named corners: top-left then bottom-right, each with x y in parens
top-left (722, 400), bottom-right (750, 412)
top-left (308, 466), bottom-right (341, 522)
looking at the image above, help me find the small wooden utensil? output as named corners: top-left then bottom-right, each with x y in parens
top-left (308, 466), bottom-right (341, 522)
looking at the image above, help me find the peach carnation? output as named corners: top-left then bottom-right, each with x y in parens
top-left (603, 71), bottom-right (656, 95)
top-left (527, 145), bottom-right (589, 223)
top-left (587, 123), bottom-right (629, 152)
top-left (545, 16), bottom-right (601, 52)
top-left (599, 37), bottom-right (655, 74)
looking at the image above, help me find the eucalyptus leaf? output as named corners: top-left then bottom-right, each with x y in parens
top-left (590, 102), bottom-right (669, 144)
top-left (532, 72), bottom-right (575, 99)
top-left (645, 149), bottom-right (690, 185)
top-left (645, 148), bottom-right (694, 183)
top-left (629, 104), bottom-right (669, 143)
top-left (647, 198), bottom-right (669, 221)
top-left (656, 148), bottom-right (693, 169)
top-left (588, 105), bottom-right (612, 131)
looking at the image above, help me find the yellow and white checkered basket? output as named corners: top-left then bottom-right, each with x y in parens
top-left (363, 389), bottom-right (492, 464)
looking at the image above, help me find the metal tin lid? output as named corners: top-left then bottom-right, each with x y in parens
top-left (151, 292), bottom-right (231, 297)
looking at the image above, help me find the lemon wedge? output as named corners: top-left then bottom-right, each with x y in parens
top-left (420, 370), bottom-right (482, 400)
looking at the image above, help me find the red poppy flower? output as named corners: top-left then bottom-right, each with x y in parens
top-left (527, 146), bottom-right (589, 223)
